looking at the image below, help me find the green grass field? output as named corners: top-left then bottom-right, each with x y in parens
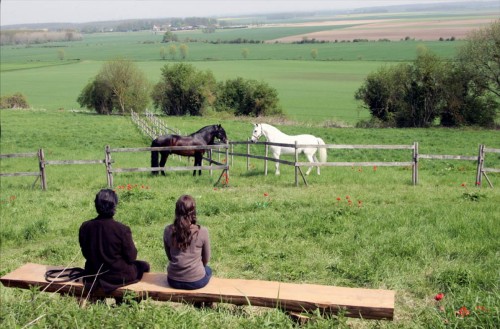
top-left (0, 31), bottom-right (464, 125)
top-left (1, 109), bottom-right (499, 328)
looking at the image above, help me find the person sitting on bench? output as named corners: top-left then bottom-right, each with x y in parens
top-left (163, 195), bottom-right (212, 290)
top-left (79, 189), bottom-right (150, 293)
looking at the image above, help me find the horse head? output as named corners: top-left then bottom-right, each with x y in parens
top-left (250, 123), bottom-right (263, 143)
top-left (215, 124), bottom-right (228, 144)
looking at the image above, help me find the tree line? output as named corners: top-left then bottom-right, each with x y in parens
top-left (77, 61), bottom-right (282, 117)
top-left (355, 20), bottom-right (499, 128)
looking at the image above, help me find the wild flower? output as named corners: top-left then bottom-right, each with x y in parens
top-left (456, 306), bottom-right (470, 317)
top-left (461, 183), bottom-right (466, 187)
top-left (475, 305), bottom-right (488, 312)
top-left (264, 193), bottom-right (269, 197)
top-left (434, 293), bottom-right (444, 301)
top-left (373, 165), bottom-right (377, 171)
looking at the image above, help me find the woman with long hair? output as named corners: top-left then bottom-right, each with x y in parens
top-left (163, 195), bottom-right (212, 290)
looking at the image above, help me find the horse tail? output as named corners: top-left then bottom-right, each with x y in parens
top-left (151, 139), bottom-right (159, 172)
top-left (317, 138), bottom-right (327, 163)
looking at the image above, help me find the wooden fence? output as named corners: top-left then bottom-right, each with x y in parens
top-left (104, 144), bottom-right (230, 188)
top-left (0, 150), bottom-right (46, 190)
top-left (228, 141), bottom-right (417, 186)
top-left (131, 110), bottom-right (180, 139)
top-left (476, 145), bottom-right (500, 188)
top-left (1, 143), bottom-right (498, 190)
top-left (228, 141), bottom-right (499, 187)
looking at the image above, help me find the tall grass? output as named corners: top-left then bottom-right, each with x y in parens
top-left (1, 109), bottom-right (499, 328)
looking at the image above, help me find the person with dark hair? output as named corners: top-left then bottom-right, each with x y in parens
top-left (79, 189), bottom-right (150, 294)
top-left (163, 194), bottom-right (212, 290)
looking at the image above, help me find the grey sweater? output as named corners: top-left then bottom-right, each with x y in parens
top-left (163, 224), bottom-right (211, 282)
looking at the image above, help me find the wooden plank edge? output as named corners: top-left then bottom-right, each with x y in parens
top-left (1, 277), bottom-right (394, 320)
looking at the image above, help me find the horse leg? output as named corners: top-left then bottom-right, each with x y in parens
top-left (193, 153), bottom-right (202, 176)
top-left (313, 154), bottom-right (321, 175)
top-left (305, 153), bottom-right (315, 175)
top-left (159, 152), bottom-right (169, 176)
top-left (151, 150), bottom-right (159, 176)
top-left (273, 151), bottom-right (280, 175)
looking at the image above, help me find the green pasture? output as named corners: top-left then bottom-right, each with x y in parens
top-left (1, 109), bottom-right (499, 328)
top-left (0, 58), bottom-right (391, 124)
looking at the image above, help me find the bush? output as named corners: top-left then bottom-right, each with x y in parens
top-left (151, 63), bottom-right (216, 116)
top-left (77, 58), bottom-right (150, 115)
top-left (0, 93), bottom-right (29, 109)
top-left (215, 77), bottom-right (282, 116)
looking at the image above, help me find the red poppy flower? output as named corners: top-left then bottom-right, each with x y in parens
top-left (346, 195), bottom-right (350, 199)
top-left (434, 293), bottom-right (444, 301)
top-left (475, 305), bottom-right (487, 312)
top-left (373, 166), bottom-right (377, 171)
top-left (461, 183), bottom-right (466, 187)
top-left (456, 306), bottom-right (470, 317)
top-left (264, 193), bottom-right (269, 197)
top-left (336, 197), bottom-right (341, 201)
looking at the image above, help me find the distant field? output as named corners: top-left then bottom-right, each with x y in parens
top-left (1, 9), bottom-right (497, 124)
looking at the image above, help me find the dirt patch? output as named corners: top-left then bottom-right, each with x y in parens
top-left (265, 17), bottom-right (498, 42)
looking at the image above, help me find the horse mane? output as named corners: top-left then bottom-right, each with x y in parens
top-left (260, 123), bottom-right (284, 136)
top-left (189, 125), bottom-right (217, 136)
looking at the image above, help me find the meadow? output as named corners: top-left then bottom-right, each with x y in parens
top-left (1, 109), bottom-right (499, 328)
top-left (1, 10), bottom-right (500, 328)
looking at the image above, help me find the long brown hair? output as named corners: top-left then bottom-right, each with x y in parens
top-left (171, 195), bottom-right (198, 251)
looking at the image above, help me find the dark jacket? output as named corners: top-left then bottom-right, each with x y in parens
top-left (79, 215), bottom-right (141, 293)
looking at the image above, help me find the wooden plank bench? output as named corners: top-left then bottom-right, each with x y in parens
top-left (1, 263), bottom-right (395, 320)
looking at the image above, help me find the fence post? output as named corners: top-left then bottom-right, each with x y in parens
top-left (208, 149), bottom-right (213, 176)
top-left (295, 141), bottom-right (299, 187)
top-left (105, 145), bottom-right (113, 188)
top-left (412, 142), bottom-right (418, 185)
top-left (247, 139), bottom-right (250, 172)
top-left (265, 143), bottom-right (268, 176)
top-left (475, 144), bottom-right (484, 187)
top-left (38, 148), bottom-right (47, 191)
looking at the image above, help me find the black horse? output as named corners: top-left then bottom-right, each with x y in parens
top-left (151, 124), bottom-right (228, 176)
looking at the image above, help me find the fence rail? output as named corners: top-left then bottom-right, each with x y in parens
top-left (234, 141), bottom-right (418, 186)
top-left (2, 143), bottom-right (498, 190)
top-left (0, 150), bottom-right (46, 190)
top-left (104, 144), bottom-right (230, 188)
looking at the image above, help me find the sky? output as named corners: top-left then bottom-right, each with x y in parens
top-left (0, 0), bottom-right (491, 26)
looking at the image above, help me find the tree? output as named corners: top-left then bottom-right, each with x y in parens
top-left (168, 45), bottom-right (177, 59)
top-left (151, 63), bottom-right (217, 116)
top-left (311, 48), bottom-right (318, 60)
top-left (161, 31), bottom-right (178, 43)
top-left (241, 48), bottom-right (249, 59)
top-left (356, 49), bottom-right (448, 127)
top-left (440, 62), bottom-right (497, 127)
top-left (179, 44), bottom-right (189, 59)
top-left (77, 58), bottom-right (150, 114)
top-left (215, 77), bottom-right (282, 116)
top-left (57, 49), bottom-right (65, 61)
top-left (458, 19), bottom-right (500, 98)
top-left (77, 79), bottom-right (114, 114)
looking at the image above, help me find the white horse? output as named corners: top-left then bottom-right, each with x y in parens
top-left (250, 123), bottom-right (327, 175)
